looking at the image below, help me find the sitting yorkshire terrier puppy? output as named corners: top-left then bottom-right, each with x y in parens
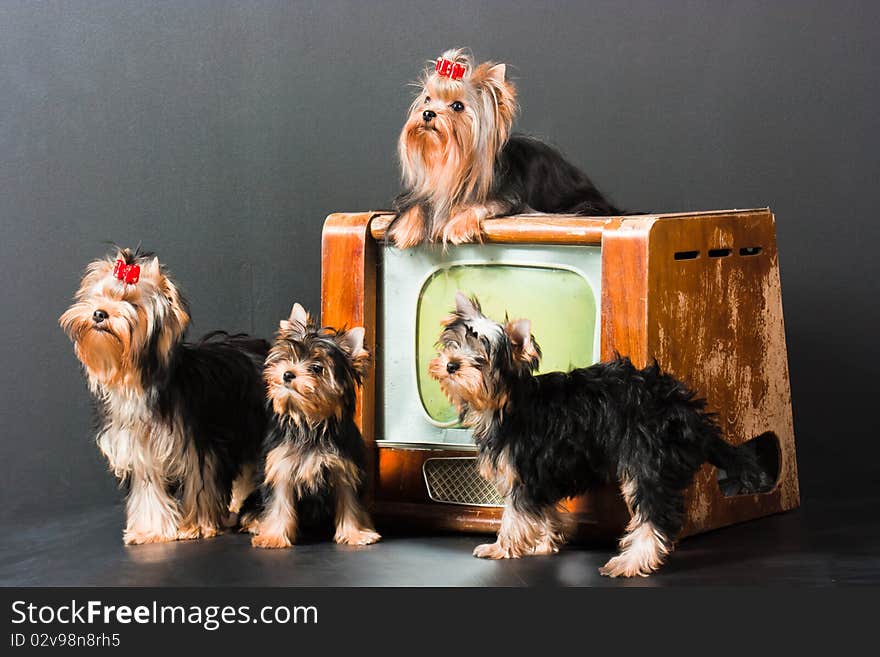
top-left (244, 303), bottom-right (380, 549)
top-left (389, 48), bottom-right (623, 248)
top-left (59, 248), bottom-right (267, 544)
top-left (429, 293), bottom-right (769, 577)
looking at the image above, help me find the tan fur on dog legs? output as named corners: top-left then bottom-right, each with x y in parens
top-left (251, 489), bottom-right (297, 549)
top-left (389, 204), bottom-right (428, 249)
top-left (177, 449), bottom-right (228, 540)
top-left (123, 471), bottom-right (181, 545)
top-left (331, 464), bottom-right (380, 546)
top-left (599, 478), bottom-right (671, 577)
top-left (251, 444), bottom-right (298, 549)
top-left (473, 495), bottom-right (565, 559)
top-left (230, 462), bottom-right (257, 513)
top-left (599, 517), bottom-right (670, 578)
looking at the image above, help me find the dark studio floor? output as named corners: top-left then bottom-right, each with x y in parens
top-left (2, 492), bottom-right (878, 586)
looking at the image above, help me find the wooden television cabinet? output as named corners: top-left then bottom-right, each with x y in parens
top-left (321, 209), bottom-right (799, 540)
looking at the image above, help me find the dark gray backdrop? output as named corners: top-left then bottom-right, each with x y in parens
top-left (2, 0), bottom-right (877, 524)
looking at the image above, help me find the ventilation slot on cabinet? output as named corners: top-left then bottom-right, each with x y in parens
top-left (423, 457), bottom-right (505, 507)
top-left (739, 246), bottom-right (763, 256)
top-left (674, 250), bottom-right (700, 260)
top-left (708, 248), bottom-right (732, 258)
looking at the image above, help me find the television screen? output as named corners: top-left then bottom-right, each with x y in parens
top-left (380, 242), bottom-right (602, 445)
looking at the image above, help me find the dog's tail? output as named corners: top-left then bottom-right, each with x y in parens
top-left (706, 435), bottom-right (773, 496)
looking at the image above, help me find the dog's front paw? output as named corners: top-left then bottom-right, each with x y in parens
top-left (198, 525), bottom-right (221, 539)
top-left (238, 514), bottom-right (260, 534)
top-left (123, 529), bottom-right (178, 545)
top-left (389, 206), bottom-right (427, 249)
top-left (531, 538), bottom-right (561, 556)
top-left (335, 528), bottom-right (381, 546)
top-left (599, 554), bottom-right (653, 578)
top-left (441, 208), bottom-right (483, 246)
top-left (176, 523), bottom-right (223, 541)
top-left (251, 533), bottom-right (292, 549)
top-left (473, 541), bottom-right (513, 559)
top-left (175, 524), bottom-right (202, 541)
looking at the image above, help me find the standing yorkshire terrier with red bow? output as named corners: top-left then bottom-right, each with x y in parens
top-left (60, 248), bottom-right (268, 544)
top-left (390, 48), bottom-right (624, 248)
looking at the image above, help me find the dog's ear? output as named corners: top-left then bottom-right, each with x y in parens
top-left (486, 63), bottom-right (506, 83)
top-left (470, 61), bottom-right (517, 144)
top-left (279, 302), bottom-right (310, 336)
top-left (443, 291), bottom-right (483, 327)
top-left (336, 326), bottom-right (371, 377)
top-left (159, 274), bottom-right (190, 333)
top-left (505, 318), bottom-right (541, 369)
top-left (152, 273), bottom-right (189, 363)
top-left (138, 256), bottom-right (161, 280)
top-left (289, 302), bottom-right (309, 327)
top-left (455, 291), bottom-right (483, 319)
top-left (135, 256), bottom-right (189, 337)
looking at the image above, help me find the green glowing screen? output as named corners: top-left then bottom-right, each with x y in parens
top-left (416, 265), bottom-right (597, 424)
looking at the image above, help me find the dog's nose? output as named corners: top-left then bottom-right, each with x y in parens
top-left (446, 361), bottom-right (460, 374)
top-left (282, 371), bottom-right (295, 383)
top-left (92, 309), bottom-right (108, 324)
top-left (422, 109), bottom-right (436, 122)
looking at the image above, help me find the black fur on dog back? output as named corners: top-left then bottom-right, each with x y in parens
top-left (152, 332), bottom-right (270, 497)
top-left (479, 356), bottom-right (768, 543)
top-left (492, 134), bottom-right (626, 216)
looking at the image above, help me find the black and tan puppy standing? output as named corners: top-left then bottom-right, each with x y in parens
top-left (429, 293), bottom-right (770, 577)
top-left (60, 248), bottom-right (267, 544)
top-left (245, 304), bottom-right (380, 549)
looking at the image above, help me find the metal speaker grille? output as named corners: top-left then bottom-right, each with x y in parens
top-left (422, 457), bottom-right (505, 507)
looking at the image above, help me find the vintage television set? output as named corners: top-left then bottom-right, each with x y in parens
top-left (321, 209), bottom-right (799, 540)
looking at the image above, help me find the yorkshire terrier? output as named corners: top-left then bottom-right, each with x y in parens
top-left (389, 48), bottom-right (623, 249)
top-left (244, 303), bottom-right (380, 549)
top-left (429, 293), bottom-right (770, 577)
top-left (59, 248), bottom-right (267, 544)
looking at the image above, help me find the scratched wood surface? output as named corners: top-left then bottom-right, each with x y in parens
top-left (321, 212), bottom-right (378, 501)
top-left (370, 212), bottom-right (608, 245)
top-left (369, 208), bottom-right (767, 245)
top-left (643, 211), bottom-right (799, 536)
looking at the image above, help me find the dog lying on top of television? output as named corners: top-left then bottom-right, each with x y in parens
top-left (388, 48), bottom-right (624, 249)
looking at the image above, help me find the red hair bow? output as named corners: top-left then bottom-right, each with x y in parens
top-left (435, 58), bottom-right (467, 81)
top-left (113, 259), bottom-right (140, 284)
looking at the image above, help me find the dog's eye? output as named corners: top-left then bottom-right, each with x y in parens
top-left (424, 96), bottom-right (431, 103)
top-left (451, 101), bottom-right (464, 112)
top-left (473, 357), bottom-right (487, 368)
top-left (309, 363), bottom-right (323, 374)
